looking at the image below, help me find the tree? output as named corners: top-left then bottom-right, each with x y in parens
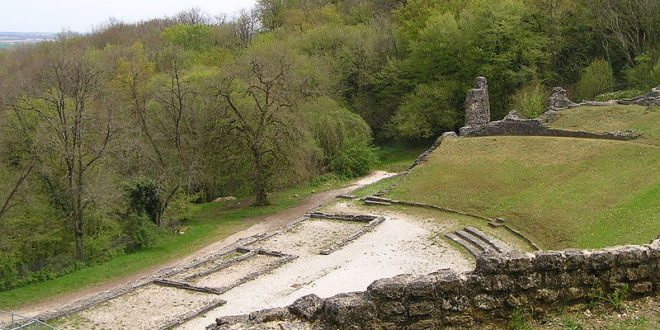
top-left (214, 51), bottom-right (304, 205)
top-left (13, 38), bottom-right (118, 260)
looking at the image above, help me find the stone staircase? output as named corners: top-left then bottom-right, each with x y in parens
top-left (444, 226), bottom-right (512, 257)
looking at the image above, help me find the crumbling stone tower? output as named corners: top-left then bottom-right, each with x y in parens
top-left (464, 76), bottom-right (491, 127)
top-left (547, 86), bottom-right (577, 111)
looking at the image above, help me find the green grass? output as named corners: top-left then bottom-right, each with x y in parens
top-left (375, 144), bottom-right (428, 173)
top-left (387, 136), bottom-right (660, 250)
top-left (0, 183), bottom-right (337, 310)
top-left (549, 105), bottom-right (660, 146)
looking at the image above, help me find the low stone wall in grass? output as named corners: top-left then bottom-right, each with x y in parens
top-left (460, 110), bottom-right (641, 140)
top-left (212, 238), bottom-right (659, 329)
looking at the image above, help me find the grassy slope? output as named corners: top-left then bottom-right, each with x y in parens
top-left (387, 136), bottom-right (659, 250)
top-left (549, 105), bottom-right (660, 146)
top-left (0, 184), bottom-right (325, 309)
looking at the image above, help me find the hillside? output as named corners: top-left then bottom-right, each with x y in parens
top-left (386, 135), bottom-right (659, 250)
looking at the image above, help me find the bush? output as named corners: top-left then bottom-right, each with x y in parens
top-left (122, 177), bottom-right (165, 225)
top-left (389, 81), bottom-right (461, 141)
top-left (329, 141), bottom-right (379, 178)
top-left (509, 82), bottom-right (548, 118)
top-left (576, 59), bottom-right (615, 100)
top-left (125, 214), bottom-right (164, 251)
top-left (625, 51), bottom-right (660, 90)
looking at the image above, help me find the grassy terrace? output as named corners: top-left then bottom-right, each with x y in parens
top-left (386, 136), bottom-right (659, 250)
top-left (549, 105), bottom-right (660, 146)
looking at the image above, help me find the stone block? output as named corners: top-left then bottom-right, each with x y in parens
top-left (615, 245), bottom-right (651, 265)
top-left (589, 250), bottom-right (617, 270)
top-left (406, 275), bottom-right (436, 298)
top-left (534, 289), bottom-right (559, 302)
top-left (534, 251), bottom-right (565, 271)
top-left (434, 271), bottom-right (464, 294)
top-left (408, 301), bottom-right (435, 316)
top-left (368, 276), bottom-right (407, 300)
top-left (409, 319), bottom-right (441, 330)
top-left (440, 296), bottom-right (470, 312)
top-left (563, 249), bottom-right (588, 270)
top-left (378, 301), bottom-right (406, 317)
top-left (631, 282), bottom-right (653, 293)
top-left (323, 293), bottom-right (378, 326)
top-left (473, 294), bottom-right (501, 310)
top-left (288, 294), bottom-right (323, 320)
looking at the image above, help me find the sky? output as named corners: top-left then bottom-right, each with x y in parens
top-left (0, 0), bottom-right (257, 33)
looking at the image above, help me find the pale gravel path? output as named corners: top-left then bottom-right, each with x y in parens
top-left (178, 210), bottom-right (472, 329)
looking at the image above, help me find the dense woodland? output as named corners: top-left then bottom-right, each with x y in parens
top-left (0, 0), bottom-right (658, 291)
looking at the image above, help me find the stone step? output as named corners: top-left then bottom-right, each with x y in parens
top-left (336, 194), bottom-right (358, 200)
top-left (463, 227), bottom-right (510, 253)
top-left (488, 221), bottom-right (503, 228)
top-left (444, 233), bottom-right (482, 257)
top-left (364, 200), bottom-right (391, 206)
top-left (455, 230), bottom-right (494, 253)
top-left (364, 196), bottom-right (394, 203)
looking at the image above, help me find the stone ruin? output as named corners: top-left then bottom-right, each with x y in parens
top-left (547, 86), bottom-right (579, 111)
top-left (547, 85), bottom-right (660, 111)
top-left (212, 238), bottom-right (660, 329)
top-left (460, 77), bottom-right (491, 135)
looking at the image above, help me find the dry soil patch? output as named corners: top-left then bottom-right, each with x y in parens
top-left (53, 283), bottom-right (221, 330)
top-left (188, 254), bottom-right (282, 289)
top-left (249, 218), bottom-right (366, 255)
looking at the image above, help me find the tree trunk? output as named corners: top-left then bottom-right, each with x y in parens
top-left (252, 149), bottom-right (270, 206)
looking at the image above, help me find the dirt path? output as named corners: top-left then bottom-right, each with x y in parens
top-left (9, 171), bottom-right (396, 319)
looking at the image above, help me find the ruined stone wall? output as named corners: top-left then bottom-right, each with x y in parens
top-left (460, 110), bottom-right (641, 141)
top-left (214, 239), bottom-right (659, 329)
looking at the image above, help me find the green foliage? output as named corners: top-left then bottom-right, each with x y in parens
top-left (122, 177), bottom-right (165, 225)
top-left (510, 307), bottom-right (533, 330)
top-left (509, 82), bottom-right (549, 118)
top-left (625, 51), bottom-right (660, 90)
top-left (125, 214), bottom-right (165, 250)
top-left (329, 140), bottom-right (379, 179)
top-left (576, 59), bottom-right (615, 100)
top-left (389, 81), bottom-right (461, 140)
top-left (161, 24), bottom-right (215, 52)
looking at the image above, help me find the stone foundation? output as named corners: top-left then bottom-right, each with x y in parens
top-left (459, 110), bottom-right (641, 140)
top-left (212, 238), bottom-right (659, 329)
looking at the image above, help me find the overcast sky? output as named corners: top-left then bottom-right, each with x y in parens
top-left (0, 0), bottom-right (257, 33)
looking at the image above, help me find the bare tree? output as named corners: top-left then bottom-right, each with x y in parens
top-left (231, 9), bottom-right (260, 47)
top-left (0, 162), bottom-right (35, 219)
top-left (592, 0), bottom-right (659, 65)
top-left (214, 55), bottom-right (303, 205)
top-left (14, 38), bottom-right (119, 260)
top-left (174, 7), bottom-right (211, 25)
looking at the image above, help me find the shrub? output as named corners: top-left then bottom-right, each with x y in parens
top-left (509, 82), bottom-right (549, 118)
top-left (625, 51), bottom-right (660, 90)
top-left (389, 81), bottom-right (461, 141)
top-left (122, 177), bottom-right (165, 226)
top-left (576, 59), bottom-right (615, 100)
top-left (329, 140), bottom-right (379, 178)
top-left (125, 214), bottom-right (164, 251)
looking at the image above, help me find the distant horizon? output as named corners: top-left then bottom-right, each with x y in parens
top-left (0, 0), bottom-right (256, 33)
